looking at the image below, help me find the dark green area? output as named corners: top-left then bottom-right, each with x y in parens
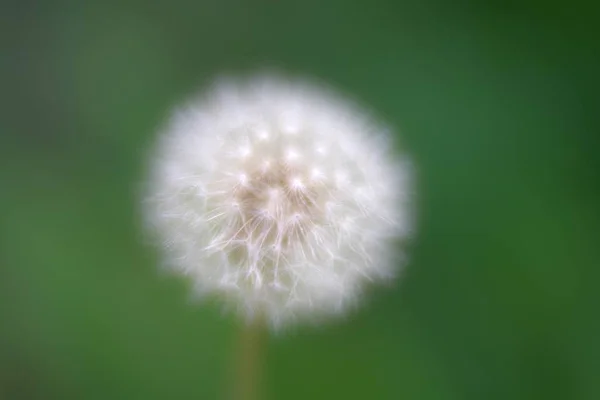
top-left (1, 1), bottom-right (599, 399)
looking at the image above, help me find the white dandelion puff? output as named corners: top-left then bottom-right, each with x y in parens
top-left (143, 73), bottom-right (413, 329)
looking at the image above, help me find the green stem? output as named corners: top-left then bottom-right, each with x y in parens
top-left (232, 319), bottom-right (266, 400)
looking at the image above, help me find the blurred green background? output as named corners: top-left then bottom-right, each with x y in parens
top-left (1, 0), bottom-right (599, 399)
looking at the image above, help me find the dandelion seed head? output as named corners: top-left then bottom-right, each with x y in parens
top-left (143, 73), bottom-right (413, 329)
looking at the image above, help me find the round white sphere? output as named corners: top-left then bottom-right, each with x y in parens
top-left (143, 73), bottom-right (412, 328)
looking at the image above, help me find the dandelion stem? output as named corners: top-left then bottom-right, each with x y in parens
top-left (233, 319), bottom-right (266, 400)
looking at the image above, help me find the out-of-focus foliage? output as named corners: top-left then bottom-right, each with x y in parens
top-left (1, 1), bottom-right (598, 399)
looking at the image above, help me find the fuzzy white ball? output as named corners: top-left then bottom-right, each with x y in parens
top-left (143, 73), bottom-right (412, 328)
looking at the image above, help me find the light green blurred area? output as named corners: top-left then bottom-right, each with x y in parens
top-left (1, 1), bottom-right (599, 399)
